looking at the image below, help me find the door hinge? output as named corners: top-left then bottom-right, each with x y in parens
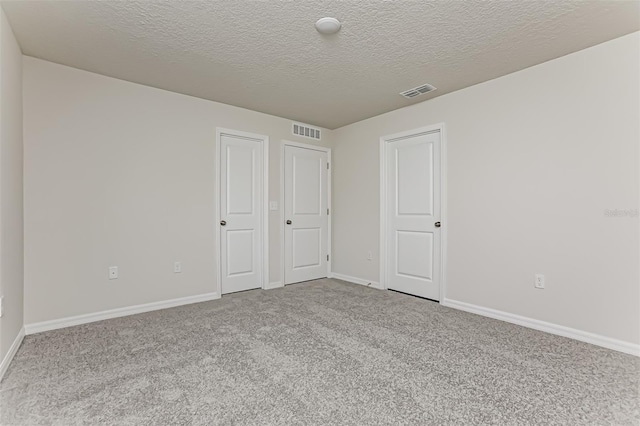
top-left (327, 162), bottom-right (330, 169)
top-left (327, 208), bottom-right (330, 215)
top-left (327, 254), bottom-right (329, 261)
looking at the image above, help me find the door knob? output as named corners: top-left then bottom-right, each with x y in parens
top-left (220, 220), bottom-right (226, 226)
top-left (434, 221), bottom-right (441, 228)
top-left (286, 220), bottom-right (292, 225)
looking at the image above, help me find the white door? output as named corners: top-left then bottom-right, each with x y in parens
top-left (385, 130), bottom-right (441, 300)
top-left (220, 133), bottom-right (264, 294)
top-left (284, 145), bottom-right (329, 284)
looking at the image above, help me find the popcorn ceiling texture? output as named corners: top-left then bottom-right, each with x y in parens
top-left (1, 280), bottom-right (639, 425)
top-left (3, 1), bottom-right (638, 129)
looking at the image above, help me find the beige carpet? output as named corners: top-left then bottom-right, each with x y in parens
top-left (1, 279), bottom-right (638, 425)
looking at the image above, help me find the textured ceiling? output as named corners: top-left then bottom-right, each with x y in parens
top-left (3, 1), bottom-right (638, 129)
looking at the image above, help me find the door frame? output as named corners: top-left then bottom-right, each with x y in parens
top-left (215, 127), bottom-right (270, 294)
top-left (379, 123), bottom-right (448, 302)
top-left (280, 140), bottom-right (332, 286)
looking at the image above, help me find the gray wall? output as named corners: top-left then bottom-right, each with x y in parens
top-left (23, 57), bottom-right (332, 324)
top-left (0, 8), bottom-right (24, 366)
top-left (331, 33), bottom-right (639, 345)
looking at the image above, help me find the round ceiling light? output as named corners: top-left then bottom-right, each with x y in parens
top-left (315, 17), bottom-right (341, 35)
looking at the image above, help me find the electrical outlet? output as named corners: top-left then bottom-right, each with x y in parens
top-left (535, 274), bottom-right (545, 289)
top-left (174, 261), bottom-right (182, 273)
top-left (109, 266), bottom-right (118, 280)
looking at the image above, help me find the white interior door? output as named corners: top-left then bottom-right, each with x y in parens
top-left (220, 133), bottom-right (264, 294)
top-left (284, 145), bottom-right (329, 284)
top-left (385, 130), bottom-right (441, 300)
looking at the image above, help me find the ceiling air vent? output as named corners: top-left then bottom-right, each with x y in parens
top-left (400, 83), bottom-right (437, 99)
top-left (292, 122), bottom-right (321, 140)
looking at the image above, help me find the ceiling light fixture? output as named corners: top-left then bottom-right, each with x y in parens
top-left (315, 17), bottom-right (341, 35)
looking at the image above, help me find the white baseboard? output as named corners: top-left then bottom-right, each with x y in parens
top-left (25, 292), bottom-right (220, 335)
top-left (330, 272), bottom-right (381, 289)
top-left (0, 327), bottom-right (25, 382)
top-left (441, 298), bottom-right (639, 357)
top-left (264, 281), bottom-right (283, 290)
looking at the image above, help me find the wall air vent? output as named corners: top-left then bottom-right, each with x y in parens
top-left (292, 122), bottom-right (321, 140)
top-left (400, 83), bottom-right (437, 99)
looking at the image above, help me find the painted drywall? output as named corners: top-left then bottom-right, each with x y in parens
top-left (0, 8), bottom-right (24, 365)
top-left (332, 32), bottom-right (639, 345)
top-left (23, 57), bottom-right (332, 324)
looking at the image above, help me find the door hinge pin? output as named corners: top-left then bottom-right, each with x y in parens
top-left (327, 163), bottom-right (330, 169)
top-left (327, 254), bottom-right (329, 261)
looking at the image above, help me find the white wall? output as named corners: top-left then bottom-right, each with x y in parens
top-left (23, 57), bottom-right (332, 324)
top-left (0, 8), bottom-right (24, 365)
top-left (332, 33), bottom-right (639, 345)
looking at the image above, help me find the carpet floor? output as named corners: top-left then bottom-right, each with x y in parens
top-left (1, 279), bottom-right (638, 425)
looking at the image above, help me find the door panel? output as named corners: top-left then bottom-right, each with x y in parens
top-left (293, 227), bottom-right (322, 268)
top-left (226, 229), bottom-right (254, 276)
top-left (226, 146), bottom-right (255, 214)
top-left (396, 231), bottom-right (433, 280)
top-left (386, 131), bottom-right (441, 300)
top-left (220, 134), bottom-right (263, 294)
top-left (284, 145), bottom-right (328, 284)
top-left (397, 142), bottom-right (433, 216)
top-left (293, 156), bottom-right (322, 215)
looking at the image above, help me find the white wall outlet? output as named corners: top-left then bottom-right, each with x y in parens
top-left (174, 261), bottom-right (182, 273)
top-left (108, 266), bottom-right (118, 280)
top-left (535, 274), bottom-right (545, 289)
top-left (367, 251), bottom-right (373, 261)
top-left (269, 201), bottom-right (278, 211)
top-left (0, 296), bottom-right (3, 318)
